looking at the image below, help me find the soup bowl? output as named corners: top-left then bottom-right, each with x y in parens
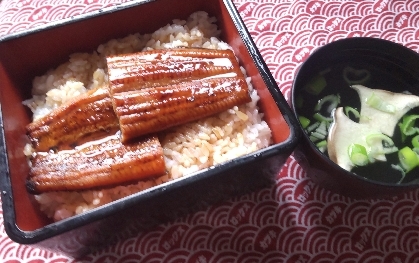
top-left (291, 37), bottom-right (419, 199)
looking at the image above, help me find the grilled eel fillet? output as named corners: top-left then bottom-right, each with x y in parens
top-left (26, 134), bottom-right (165, 194)
top-left (107, 48), bottom-right (250, 142)
top-left (26, 87), bottom-right (119, 152)
top-left (106, 48), bottom-right (242, 94)
top-left (113, 76), bottom-right (251, 142)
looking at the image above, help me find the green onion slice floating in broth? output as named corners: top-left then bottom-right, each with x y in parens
top-left (398, 146), bottom-right (419, 173)
top-left (348, 143), bottom-right (369, 166)
top-left (299, 116), bottom-right (310, 129)
top-left (399, 114), bottom-right (419, 137)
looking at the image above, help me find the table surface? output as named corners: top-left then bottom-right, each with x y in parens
top-left (0, 0), bottom-right (419, 262)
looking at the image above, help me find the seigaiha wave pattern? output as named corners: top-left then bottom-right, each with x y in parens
top-left (1, 0), bottom-right (419, 262)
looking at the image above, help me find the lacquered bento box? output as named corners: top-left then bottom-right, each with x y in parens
top-left (0, 0), bottom-right (300, 257)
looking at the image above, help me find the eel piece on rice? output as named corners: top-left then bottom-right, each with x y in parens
top-left (106, 48), bottom-right (250, 142)
top-left (113, 76), bottom-right (251, 143)
top-left (26, 134), bottom-right (165, 194)
top-left (106, 48), bottom-right (243, 94)
top-left (26, 87), bottom-right (119, 152)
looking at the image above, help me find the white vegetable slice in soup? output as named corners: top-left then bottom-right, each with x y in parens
top-left (352, 85), bottom-right (419, 137)
top-left (327, 107), bottom-right (386, 172)
top-left (327, 85), bottom-right (419, 172)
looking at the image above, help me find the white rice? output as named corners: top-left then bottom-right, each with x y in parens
top-left (23, 11), bottom-right (272, 221)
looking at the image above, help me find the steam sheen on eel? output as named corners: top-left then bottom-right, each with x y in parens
top-left (26, 48), bottom-right (251, 193)
top-left (26, 134), bottom-right (165, 194)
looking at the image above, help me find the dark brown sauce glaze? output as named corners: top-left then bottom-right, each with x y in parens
top-left (114, 76), bottom-right (250, 142)
top-left (27, 133), bottom-right (165, 194)
top-left (26, 87), bottom-right (119, 152)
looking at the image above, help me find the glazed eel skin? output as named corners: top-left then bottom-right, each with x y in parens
top-left (26, 48), bottom-right (250, 193)
top-left (106, 48), bottom-right (242, 94)
top-left (113, 76), bottom-right (251, 142)
top-left (27, 134), bottom-right (165, 194)
top-left (26, 87), bottom-right (119, 152)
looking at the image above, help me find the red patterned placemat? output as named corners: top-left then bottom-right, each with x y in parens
top-left (0, 0), bottom-right (419, 262)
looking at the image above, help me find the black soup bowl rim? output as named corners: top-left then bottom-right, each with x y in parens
top-left (291, 37), bottom-right (419, 189)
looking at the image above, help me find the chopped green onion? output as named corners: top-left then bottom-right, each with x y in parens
top-left (382, 146), bottom-right (398, 154)
top-left (343, 66), bottom-right (371, 85)
top-left (399, 115), bottom-right (419, 137)
top-left (348, 144), bottom-right (369, 166)
top-left (401, 133), bottom-right (406, 144)
top-left (299, 116), bottom-right (310, 129)
top-left (412, 135), bottom-right (419, 149)
top-left (313, 112), bottom-right (332, 122)
top-left (314, 94), bottom-right (341, 113)
top-left (309, 121), bottom-right (328, 143)
top-left (365, 133), bottom-right (395, 147)
top-left (366, 92), bottom-right (395, 113)
top-left (365, 133), bottom-right (398, 157)
top-left (306, 122), bottom-right (320, 133)
top-left (304, 75), bottom-right (326, 95)
top-left (316, 140), bottom-right (327, 148)
top-left (344, 106), bottom-right (360, 120)
top-left (309, 135), bottom-right (321, 143)
top-left (311, 131), bottom-right (326, 140)
top-left (316, 140), bottom-right (327, 153)
top-left (317, 121), bottom-right (328, 133)
top-left (398, 146), bottom-right (419, 173)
